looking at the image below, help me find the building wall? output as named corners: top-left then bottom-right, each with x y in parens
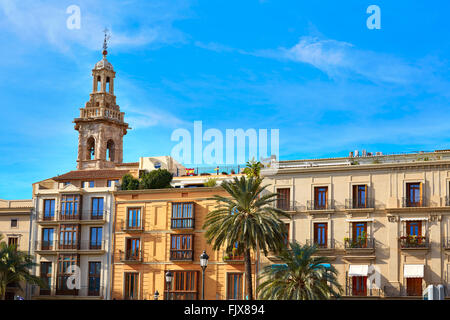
top-left (112, 187), bottom-right (256, 300)
top-left (262, 162), bottom-right (450, 298)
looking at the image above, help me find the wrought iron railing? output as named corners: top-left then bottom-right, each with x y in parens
top-left (345, 282), bottom-right (383, 297)
top-left (306, 239), bottom-right (335, 249)
top-left (399, 236), bottom-right (429, 249)
top-left (274, 200), bottom-right (300, 211)
top-left (171, 217), bottom-right (195, 229)
top-left (34, 240), bottom-right (105, 251)
top-left (165, 292), bottom-right (198, 300)
top-left (223, 250), bottom-right (244, 262)
top-left (119, 220), bottom-right (143, 232)
top-left (345, 198), bottom-right (375, 209)
top-left (119, 250), bottom-right (143, 262)
top-left (38, 210), bottom-right (107, 222)
top-left (306, 200), bottom-right (334, 210)
top-left (170, 249), bottom-right (193, 261)
top-left (344, 237), bottom-right (375, 249)
top-left (401, 197), bottom-right (427, 208)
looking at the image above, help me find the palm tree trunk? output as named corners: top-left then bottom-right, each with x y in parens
top-left (244, 248), bottom-right (253, 300)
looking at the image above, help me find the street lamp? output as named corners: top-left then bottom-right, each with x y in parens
top-left (154, 290), bottom-right (159, 300)
top-left (165, 271), bottom-right (173, 300)
top-left (200, 250), bottom-right (209, 300)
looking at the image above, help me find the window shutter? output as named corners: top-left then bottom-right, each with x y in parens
top-left (419, 182), bottom-right (423, 206)
top-left (364, 185), bottom-right (368, 207)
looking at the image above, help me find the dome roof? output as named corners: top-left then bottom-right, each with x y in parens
top-left (94, 56), bottom-right (114, 71)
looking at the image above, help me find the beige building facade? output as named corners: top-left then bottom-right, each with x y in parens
top-left (261, 150), bottom-right (450, 298)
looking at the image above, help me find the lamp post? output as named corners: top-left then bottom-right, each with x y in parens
top-left (200, 250), bottom-right (209, 300)
top-left (154, 290), bottom-right (159, 300)
top-left (165, 271), bottom-right (173, 300)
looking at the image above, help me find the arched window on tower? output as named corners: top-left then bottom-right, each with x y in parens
top-left (106, 77), bottom-right (110, 93)
top-left (97, 76), bottom-right (101, 92)
top-left (87, 137), bottom-right (95, 160)
top-left (106, 140), bottom-right (115, 162)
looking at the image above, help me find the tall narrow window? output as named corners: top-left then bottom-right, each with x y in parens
top-left (124, 272), bottom-right (139, 300)
top-left (170, 234), bottom-right (193, 261)
top-left (43, 199), bottom-right (55, 220)
top-left (227, 273), bottom-right (243, 300)
top-left (40, 262), bottom-right (52, 295)
top-left (42, 228), bottom-right (54, 250)
top-left (351, 222), bottom-right (368, 248)
top-left (56, 254), bottom-right (79, 295)
top-left (125, 238), bottom-right (141, 261)
top-left (352, 276), bottom-right (367, 296)
top-left (127, 208), bottom-right (141, 229)
top-left (60, 195), bottom-right (80, 220)
top-left (88, 262), bottom-right (101, 296)
top-left (91, 197), bottom-right (104, 219)
top-left (314, 187), bottom-right (328, 209)
top-left (406, 183), bottom-right (422, 207)
top-left (59, 225), bottom-right (79, 249)
top-left (96, 76), bottom-right (101, 92)
top-left (406, 278), bottom-right (422, 296)
top-left (314, 223), bottom-right (328, 248)
top-left (171, 203), bottom-right (194, 229)
top-left (276, 188), bottom-right (290, 210)
top-left (166, 271), bottom-right (198, 300)
top-left (8, 237), bottom-right (18, 249)
top-left (90, 227), bottom-right (102, 250)
top-left (106, 140), bottom-right (115, 162)
top-left (87, 137), bottom-right (95, 160)
top-left (106, 77), bottom-right (110, 93)
top-left (352, 185), bottom-right (368, 208)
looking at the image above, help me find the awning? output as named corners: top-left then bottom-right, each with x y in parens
top-left (404, 264), bottom-right (424, 278)
top-left (345, 218), bottom-right (375, 222)
top-left (400, 217), bottom-right (428, 221)
top-left (348, 265), bottom-right (369, 277)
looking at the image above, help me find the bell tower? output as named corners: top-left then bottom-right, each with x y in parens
top-left (74, 30), bottom-right (130, 170)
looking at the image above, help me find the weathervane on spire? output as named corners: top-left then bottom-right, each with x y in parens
top-left (102, 27), bottom-right (111, 57)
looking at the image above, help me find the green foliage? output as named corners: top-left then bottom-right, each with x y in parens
top-left (242, 158), bottom-right (264, 179)
top-left (139, 169), bottom-right (173, 189)
top-left (0, 243), bottom-right (46, 299)
top-left (204, 178), bottom-right (218, 187)
top-left (121, 174), bottom-right (139, 190)
top-left (257, 242), bottom-right (343, 300)
top-left (203, 176), bottom-right (289, 299)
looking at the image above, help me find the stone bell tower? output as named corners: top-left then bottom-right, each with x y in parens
top-left (74, 31), bottom-right (130, 170)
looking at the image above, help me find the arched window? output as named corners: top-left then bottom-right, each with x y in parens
top-left (87, 137), bottom-right (95, 160)
top-left (106, 140), bottom-right (115, 162)
top-left (97, 76), bottom-right (101, 92)
top-left (106, 77), bottom-right (110, 93)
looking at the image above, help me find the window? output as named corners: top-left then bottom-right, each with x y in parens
top-left (88, 262), bottom-right (101, 296)
top-left (90, 227), bottom-right (102, 250)
top-left (314, 187), bottom-right (328, 209)
top-left (40, 262), bottom-right (52, 295)
top-left (171, 203), bottom-right (194, 229)
top-left (227, 273), bottom-right (243, 300)
top-left (406, 278), bottom-right (422, 296)
top-left (59, 225), bottom-right (79, 249)
top-left (126, 208), bottom-right (141, 229)
top-left (106, 140), bottom-right (115, 161)
top-left (401, 221), bottom-right (425, 247)
top-left (106, 77), bottom-right (110, 93)
top-left (406, 221), bottom-right (421, 237)
top-left (276, 188), bottom-right (290, 210)
top-left (352, 276), bottom-right (367, 296)
top-left (83, 181), bottom-right (94, 188)
top-left (406, 182), bottom-right (422, 207)
top-left (351, 222), bottom-right (368, 248)
top-left (42, 228), bottom-right (54, 250)
top-left (43, 199), bottom-right (55, 220)
top-left (63, 182), bottom-right (71, 186)
top-left (170, 234), bottom-right (193, 261)
top-left (8, 237), bottom-right (18, 249)
top-left (314, 223), bottom-right (328, 248)
top-left (125, 238), bottom-right (141, 261)
top-left (60, 195), bottom-right (80, 220)
top-left (124, 272), bottom-right (139, 300)
top-left (107, 179), bottom-right (119, 187)
top-left (10, 219), bottom-right (17, 228)
top-left (96, 76), bottom-right (101, 92)
top-left (352, 185), bottom-right (368, 208)
top-left (166, 271), bottom-right (198, 300)
top-left (91, 197), bottom-right (104, 219)
top-left (56, 254), bottom-right (79, 295)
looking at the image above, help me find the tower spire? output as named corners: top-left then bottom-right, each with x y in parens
top-left (102, 28), bottom-right (110, 57)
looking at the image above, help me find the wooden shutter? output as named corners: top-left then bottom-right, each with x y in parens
top-left (419, 182), bottom-right (423, 206)
top-left (364, 185), bottom-right (368, 208)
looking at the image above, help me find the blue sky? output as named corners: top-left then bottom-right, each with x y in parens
top-left (1, 0), bottom-right (450, 199)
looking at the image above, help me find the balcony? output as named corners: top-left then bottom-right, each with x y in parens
top-left (170, 249), bottom-right (193, 261)
top-left (399, 236), bottom-right (429, 249)
top-left (119, 250), bottom-right (143, 263)
top-left (273, 200), bottom-right (299, 212)
top-left (402, 197), bottom-right (427, 208)
top-left (35, 241), bottom-right (105, 252)
top-left (119, 220), bottom-right (143, 232)
top-left (165, 292), bottom-right (198, 300)
top-left (45, 285), bottom-right (104, 298)
top-left (171, 218), bottom-right (195, 229)
top-left (345, 198), bottom-right (374, 210)
top-left (306, 239), bottom-right (335, 250)
top-left (223, 250), bottom-right (244, 263)
top-left (345, 282), bottom-right (383, 298)
top-left (345, 237), bottom-right (375, 250)
top-left (34, 241), bottom-right (56, 252)
top-left (37, 210), bottom-right (107, 223)
top-left (306, 200), bottom-right (334, 211)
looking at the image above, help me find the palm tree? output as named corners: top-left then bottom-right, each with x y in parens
top-left (242, 159), bottom-right (264, 179)
top-left (203, 176), bottom-right (289, 300)
top-left (257, 241), bottom-right (342, 300)
top-left (0, 242), bottom-right (45, 300)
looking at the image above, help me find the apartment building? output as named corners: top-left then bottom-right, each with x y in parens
top-left (111, 186), bottom-right (255, 300)
top-left (261, 150), bottom-right (450, 299)
top-left (0, 199), bottom-right (33, 299)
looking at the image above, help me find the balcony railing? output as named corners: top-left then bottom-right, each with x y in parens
top-left (119, 220), bottom-right (143, 232)
top-left (35, 241), bottom-right (56, 251)
top-left (306, 200), bottom-right (334, 211)
top-left (119, 250), bottom-right (143, 262)
top-left (399, 236), bottom-right (429, 249)
top-left (345, 281), bottom-right (383, 297)
top-left (383, 283), bottom-right (427, 297)
top-left (344, 237), bottom-right (375, 249)
top-left (170, 249), bottom-right (193, 261)
top-left (345, 198), bottom-right (374, 209)
top-left (306, 239), bottom-right (334, 249)
top-left (165, 292), bottom-right (198, 300)
top-left (35, 240), bottom-right (105, 251)
top-left (171, 218), bottom-right (195, 229)
top-left (274, 200), bottom-right (299, 212)
top-left (223, 250), bottom-right (244, 262)
top-left (52, 285), bottom-right (104, 297)
top-left (401, 197), bottom-right (427, 208)
top-left (38, 210), bottom-right (107, 222)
